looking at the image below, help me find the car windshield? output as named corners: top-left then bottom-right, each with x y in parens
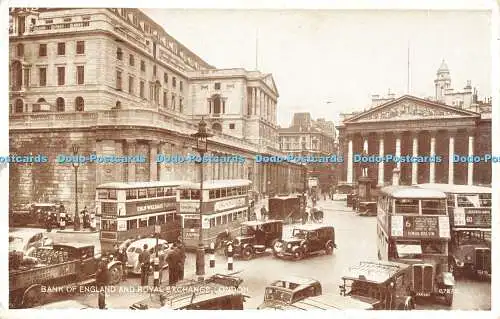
top-left (264, 287), bottom-right (292, 304)
top-left (292, 229), bottom-right (308, 239)
top-left (241, 226), bottom-right (256, 236)
top-left (9, 236), bottom-right (24, 252)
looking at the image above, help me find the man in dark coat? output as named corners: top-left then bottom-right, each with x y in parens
top-left (95, 260), bottom-right (109, 309)
top-left (166, 243), bottom-right (181, 285)
top-left (138, 244), bottom-right (151, 286)
top-left (117, 246), bottom-right (128, 281)
top-left (176, 240), bottom-right (186, 281)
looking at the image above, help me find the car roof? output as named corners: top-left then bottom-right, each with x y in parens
top-left (269, 276), bottom-right (320, 292)
top-left (415, 183), bottom-right (491, 195)
top-left (291, 294), bottom-right (373, 310)
top-left (293, 224), bottom-right (333, 231)
top-left (342, 261), bottom-right (410, 284)
top-left (241, 219), bottom-right (283, 226)
top-left (380, 186), bottom-right (446, 199)
top-left (129, 238), bottom-right (168, 248)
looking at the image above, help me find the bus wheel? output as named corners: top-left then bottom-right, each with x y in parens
top-left (242, 246), bottom-right (254, 260)
top-left (22, 284), bottom-right (44, 308)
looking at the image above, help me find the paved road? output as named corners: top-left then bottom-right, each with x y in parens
top-left (17, 199), bottom-right (491, 310)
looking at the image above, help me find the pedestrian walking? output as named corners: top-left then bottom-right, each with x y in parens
top-left (117, 247), bottom-right (128, 281)
top-left (166, 244), bottom-right (180, 285)
top-left (176, 239), bottom-right (186, 281)
top-left (260, 206), bottom-right (267, 221)
top-left (95, 260), bottom-right (109, 309)
top-left (138, 244), bottom-right (151, 286)
top-left (46, 214), bottom-right (53, 232)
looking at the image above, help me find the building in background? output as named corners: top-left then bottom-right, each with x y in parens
top-left (8, 8), bottom-right (303, 210)
top-left (337, 61), bottom-right (491, 187)
top-left (278, 113), bottom-right (337, 190)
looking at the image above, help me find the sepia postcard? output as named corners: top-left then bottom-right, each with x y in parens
top-left (2, 1), bottom-right (497, 318)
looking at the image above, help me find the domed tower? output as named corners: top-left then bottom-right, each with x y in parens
top-left (434, 59), bottom-right (451, 102)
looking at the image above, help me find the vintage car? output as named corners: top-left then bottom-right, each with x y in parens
top-left (257, 276), bottom-right (322, 309)
top-left (273, 225), bottom-right (336, 260)
top-left (9, 228), bottom-right (53, 255)
top-left (125, 238), bottom-right (170, 275)
top-left (357, 201), bottom-right (377, 216)
top-left (130, 274), bottom-right (247, 310)
top-left (339, 261), bottom-right (415, 310)
top-left (449, 230), bottom-right (491, 279)
top-left (264, 293), bottom-right (374, 310)
top-left (225, 220), bottom-right (283, 260)
top-left (9, 242), bottom-right (122, 308)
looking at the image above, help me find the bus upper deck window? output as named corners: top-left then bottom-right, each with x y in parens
top-left (108, 190), bottom-right (117, 200)
top-left (209, 190), bottom-right (215, 199)
top-left (147, 188), bottom-right (156, 198)
top-left (157, 187), bottom-right (164, 197)
top-left (191, 190), bottom-right (200, 200)
top-left (421, 200), bottom-right (445, 215)
top-left (138, 189), bottom-right (147, 199)
top-left (126, 189), bottom-right (137, 199)
top-left (166, 187), bottom-right (173, 196)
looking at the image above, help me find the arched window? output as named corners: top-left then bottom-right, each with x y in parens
top-left (37, 98), bottom-right (46, 103)
top-left (56, 97), bottom-right (65, 112)
top-left (75, 97), bottom-right (84, 111)
top-left (14, 99), bottom-right (24, 113)
top-left (16, 43), bottom-right (24, 57)
top-left (114, 101), bottom-right (121, 109)
top-left (212, 123), bottom-right (222, 132)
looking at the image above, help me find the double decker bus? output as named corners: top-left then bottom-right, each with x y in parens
top-left (416, 184), bottom-right (491, 278)
top-left (376, 186), bottom-right (454, 306)
top-left (177, 179), bottom-right (252, 250)
top-left (96, 181), bottom-right (185, 253)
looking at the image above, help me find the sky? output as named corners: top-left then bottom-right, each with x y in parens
top-left (146, 9), bottom-right (491, 127)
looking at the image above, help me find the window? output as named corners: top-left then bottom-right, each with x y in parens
top-left (101, 220), bottom-right (117, 231)
top-left (39, 44), bottom-right (47, 57)
top-left (157, 187), bottom-right (164, 197)
top-left (127, 219), bottom-right (137, 230)
top-left (147, 188), bottom-right (156, 197)
top-left (77, 66), bottom-right (84, 85)
top-left (153, 65), bottom-right (157, 76)
top-left (164, 72), bottom-right (168, 83)
top-left (215, 82), bottom-right (221, 90)
top-left (39, 68), bottom-right (47, 86)
top-left (57, 67), bottom-right (65, 85)
top-left (116, 70), bottom-right (122, 90)
top-left (140, 81), bottom-right (145, 98)
top-left (421, 200), bottom-right (446, 215)
top-left (157, 214), bottom-right (165, 224)
top-left (163, 91), bottom-right (168, 107)
top-left (16, 43), bottom-right (24, 57)
top-left (140, 60), bottom-right (145, 72)
top-left (229, 123), bottom-right (235, 129)
top-left (128, 76), bottom-right (134, 94)
top-left (172, 77), bottom-right (176, 88)
top-left (138, 189), bottom-right (147, 199)
top-left (75, 97), bottom-right (84, 111)
top-left (148, 216), bottom-right (156, 226)
top-left (395, 199), bottom-right (418, 214)
top-left (139, 219), bottom-right (147, 228)
top-left (76, 41), bottom-right (85, 54)
top-left (180, 80), bottom-right (183, 92)
top-left (57, 42), bottom-right (66, 55)
top-left (129, 54), bottom-right (135, 66)
top-left (56, 97), bottom-right (65, 112)
top-left (179, 98), bottom-right (183, 113)
top-left (116, 47), bottom-right (123, 60)
top-left (126, 189), bottom-right (137, 200)
top-left (213, 96), bottom-right (221, 114)
top-left (171, 94), bottom-right (176, 110)
top-left (14, 99), bottom-right (24, 113)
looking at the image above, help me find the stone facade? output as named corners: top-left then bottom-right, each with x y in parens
top-left (8, 8), bottom-right (303, 211)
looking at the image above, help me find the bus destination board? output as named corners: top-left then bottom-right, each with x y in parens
top-left (403, 216), bottom-right (439, 238)
top-left (465, 209), bottom-right (491, 227)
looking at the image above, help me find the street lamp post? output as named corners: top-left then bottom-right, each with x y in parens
top-left (302, 164), bottom-right (307, 224)
top-left (72, 144), bottom-right (80, 231)
top-left (190, 118), bottom-right (213, 277)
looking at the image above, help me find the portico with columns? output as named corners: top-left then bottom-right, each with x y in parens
top-left (338, 95), bottom-right (491, 186)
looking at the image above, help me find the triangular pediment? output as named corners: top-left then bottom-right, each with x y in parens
top-left (262, 74), bottom-right (279, 97)
top-left (344, 95), bottom-right (479, 123)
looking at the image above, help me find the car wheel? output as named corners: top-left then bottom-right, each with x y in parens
top-left (293, 248), bottom-right (304, 261)
top-left (242, 246), bottom-right (254, 260)
top-left (325, 241), bottom-right (334, 255)
top-left (272, 240), bottom-right (284, 257)
top-left (108, 265), bottom-right (121, 285)
top-left (444, 292), bottom-right (453, 307)
top-left (22, 284), bottom-right (44, 308)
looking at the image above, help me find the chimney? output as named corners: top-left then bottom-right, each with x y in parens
top-left (392, 168), bottom-right (400, 186)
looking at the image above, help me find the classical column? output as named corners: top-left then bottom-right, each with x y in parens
top-left (378, 133), bottom-right (384, 186)
top-left (149, 141), bottom-right (159, 181)
top-left (256, 89), bottom-right (261, 116)
top-left (429, 131), bottom-right (436, 184)
top-left (448, 130), bottom-right (455, 185)
top-left (347, 135), bottom-right (353, 183)
top-left (411, 132), bottom-right (419, 185)
top-left (395, 132), bottom-right (401, 170)
top-left (363, 134), bottom-right (369, 153)
top-left (467, 130), bottom-right (474, 185)
top-left (126, 139), bottom-right (136, 182)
